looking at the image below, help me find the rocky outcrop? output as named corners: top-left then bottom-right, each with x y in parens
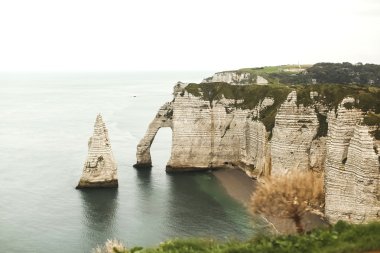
top-left (167, 96), bottom-right (249, 171)
top-left (203, 71), bottom-right (251, 84)
top-left (76, 114), bottom-right (118, 188)
top-left (136, 84), bottom-right (321, 177)
top-left (256, 75), bottom-right (268, 85)
top-left (136, 77), bottom-right (380, 223)
top-left (134, 103), bottom-right (173, 168)
top-left (324, 104), bottom-right (380, 223)
top-left (241, 120), bottom-right (271, 177)
top-left (271, 91), bottom-right (320, 174)
top-left (202, 71), bottom-right (268, 85)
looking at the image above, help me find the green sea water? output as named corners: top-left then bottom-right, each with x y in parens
top-left (0, 72), bottom-right (257, 252)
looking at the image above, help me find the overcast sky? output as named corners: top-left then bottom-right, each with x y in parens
top-left (0, 0), bottom-right (379, 71)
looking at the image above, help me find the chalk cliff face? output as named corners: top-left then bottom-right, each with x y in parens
top-left (77, 114), bottom-right (118, 188)
top-left (324, 104), bottom-right (380, 223)
top-left (271, 91), bottom-right (320, 174)
top-left (134, 103), bottom-right (173, 168)
top-left (135, 83), bottom-right (323, 177)
top-left (135, 72), bottom-right (380, 223)
top-left (203, 71), bottom-right (251, 84)
top-left (202, 71), bottom-right (268, 85)
top-left (167, 95), bottom-right (247, 171)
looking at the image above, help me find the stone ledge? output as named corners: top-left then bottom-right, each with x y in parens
top-left (76, 179), bottom-right (118, 189)
top-left (133, 163), bottom-right (153, 169)
top-left (165, 165), bottom-right (225, 173)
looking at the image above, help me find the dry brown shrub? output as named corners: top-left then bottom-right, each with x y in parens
top-left (251, 170), bottom-right (324, 233)
top-left (92, 239), bottom-right (126, 253)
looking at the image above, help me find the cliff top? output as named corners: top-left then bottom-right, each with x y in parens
top-left (177, 62), bottom-right (380, 139)
top-left (183, 82), bottom-right (379, 134)
top-left (208, 62), bottom-right (380, 86)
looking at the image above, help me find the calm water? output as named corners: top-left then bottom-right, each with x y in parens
top-left (0, 72), bottom-right (257, 253)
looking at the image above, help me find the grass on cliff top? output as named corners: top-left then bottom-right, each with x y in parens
top-left (185, 82), bottom-right (291, 109)
top-left (105, 221), bottom-right (380, 253)
top-left (292, 84), bottom-right (380, 112)
top-left (294, 84), bottom-right (380, 139)
top-left (236, 65), bottom-right (311, 75)
top-left (184, 82), bottom-right (291, 131)
top-left (184, 83), bottom-right (380, 134)
top-left (364, 112), bottom-right (380, 140)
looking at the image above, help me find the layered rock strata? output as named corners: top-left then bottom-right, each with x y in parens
top-left (271, 91), bottom-right (320, 174)
top-left (167, 95), bottom-right (248, 171)
top-left (76, 114), bottom-right (118, 188)
top-left (136, 79), bottom-right (379, 223)
top-left (202, 71), bottom-right (268, 85)
top-left (203, 71), bottom-right (251, 84)
top-left (135, 85), bottom-right (333, 176)
top-left (134, 103), bottom-right (173, 168)
top-left (324, 104), bottom-right (380, 223)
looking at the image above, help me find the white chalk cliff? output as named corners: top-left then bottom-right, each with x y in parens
top-left (324, 103), bottom-right (380, 223)
top-left (271, 91), bottom-right (321, 174)
top-left (202, 71), bottom-right (268, 85)
top-left (77, 114), bottom-right (118, 188)
top-left (135, 72), bottom-right (380, 223)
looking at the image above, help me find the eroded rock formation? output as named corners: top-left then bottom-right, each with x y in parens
top-left (271, 91), bottom-right (320, 174)
top-left (202, 71), bottom-right (268, 85)
top-left (76, 114), bottom-right (118, 188)
top-left (324, 104), bottom-right (380, 223)
top-left (135, 71), bottom-right (380, 223)
top-left (134, 103), bottom-right (173, 168)
top-left (167, 96), bottom-right (247, 171)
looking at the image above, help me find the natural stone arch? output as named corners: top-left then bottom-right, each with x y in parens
top-left (134, 102), bottom-right (173, 169)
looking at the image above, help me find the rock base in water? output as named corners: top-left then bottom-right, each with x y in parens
top-left (165, 165), bottom-right (223, 173)
top-left (76, 179), bottom-right (118, 189)
top-left (133, 163), bottom-right (152, 169)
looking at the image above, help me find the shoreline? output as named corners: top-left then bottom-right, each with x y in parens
top-left (213, 168), bottom-right (256, 207)
top-left (213, 167), bottom-right (329, 234)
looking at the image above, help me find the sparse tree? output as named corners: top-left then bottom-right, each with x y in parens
top-left (251, 171), bottom-right (324, 234)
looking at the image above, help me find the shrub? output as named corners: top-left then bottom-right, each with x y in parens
top-left (251, 171), bottom-right (324, 234)
top-left (93, 239), bottom-right (126, 253)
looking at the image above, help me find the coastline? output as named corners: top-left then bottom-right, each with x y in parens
top-left (213, 168), bottom-right (256, 207)
top-left (213, 168), bottom-right (329, 234)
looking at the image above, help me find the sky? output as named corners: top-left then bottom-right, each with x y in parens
top-left (0, 0), bottom-right (379, 71)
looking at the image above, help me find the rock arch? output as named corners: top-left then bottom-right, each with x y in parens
top-left (133, 102), bottom-right (173, 168)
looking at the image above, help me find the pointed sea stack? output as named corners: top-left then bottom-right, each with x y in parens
top-left (76, 114), bottom-right (118, 189)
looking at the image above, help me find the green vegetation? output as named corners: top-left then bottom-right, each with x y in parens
top-left (364, 112), bottom-right (380, 140)
top-left (290, 84), bottom-right (380, 112)
top-left (236, 65), bottom-right (312, 84)
top-left (262, 62), bottom-right (380, 85)
top-left (99, 221), bottom-right (380, 253)
top-left (184, 63), bottom-right (380, 138)
top-left (184, 82), bottom-right (380, 134)
top-left (232, 62), bottom-right (380, 85)
top-left (315, 113), bottom-right (328, 139)
top-left (184, 83), bottom-right (291, 131)
top-left (305, 62), bottom-right (380, 85)
top-left (293, 84), bottom-right (380, 140)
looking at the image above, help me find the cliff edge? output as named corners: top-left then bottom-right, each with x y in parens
top-left (135, 63), bottom-right (380, 223)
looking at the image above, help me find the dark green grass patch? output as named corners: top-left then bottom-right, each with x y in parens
top-left (116, 221), bottom-right (380, 253)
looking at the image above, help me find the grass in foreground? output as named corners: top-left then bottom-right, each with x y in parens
top-left (95, 221), bottom-right (380, 253)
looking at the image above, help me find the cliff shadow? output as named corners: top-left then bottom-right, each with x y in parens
top-left (135, 167), bottom-right (153, 196)
top-left (164, 172), bottom-right (256, 239)
top-left (79, 188), bottom-right (118, 237)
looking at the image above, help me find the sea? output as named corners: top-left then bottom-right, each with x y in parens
top-left (0, 72), bottom-right (257, 253)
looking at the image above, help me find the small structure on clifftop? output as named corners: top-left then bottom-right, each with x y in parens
top-left (76, 114), bottom-right (118, 189)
